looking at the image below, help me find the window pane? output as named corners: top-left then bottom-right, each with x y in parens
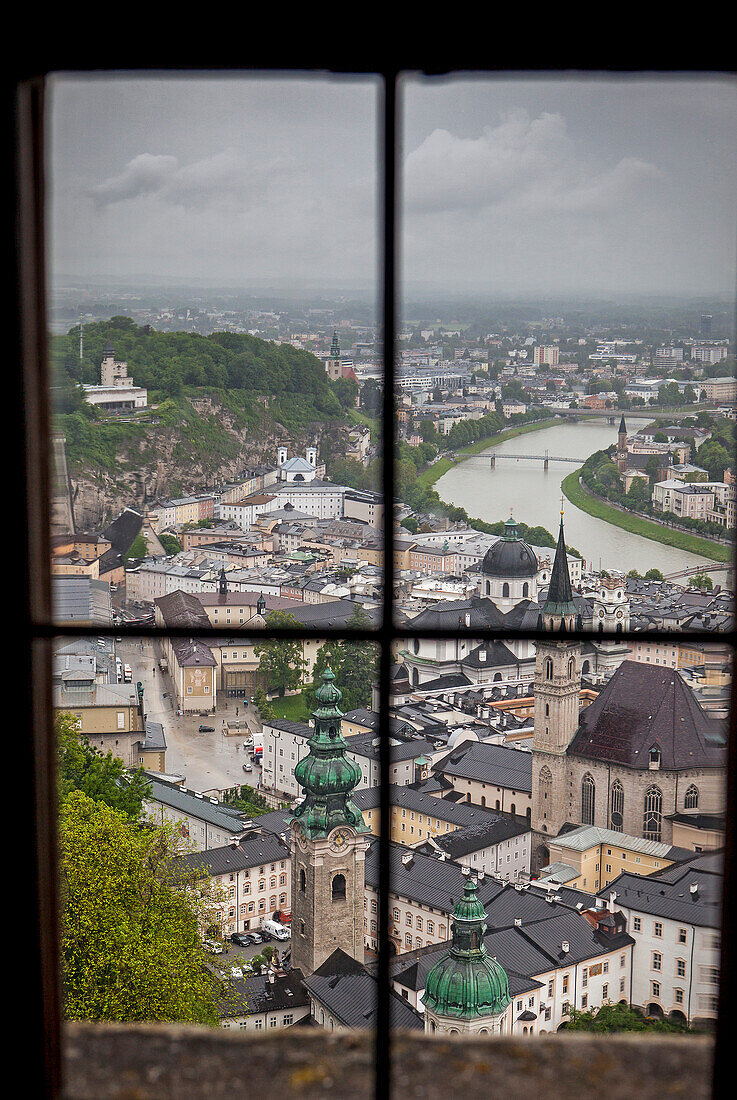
top-left (47, 73), bottom-right (382, 632)
top-left (397, 74), bottom-right (736, 631)
top-left (54, 624), bottom-right (380, 1033)
top-left (387, 630), bottom-right (727, 1036)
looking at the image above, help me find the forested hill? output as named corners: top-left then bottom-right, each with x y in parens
top-left (52, 315), bottom-right (351, 425)
top-left (50, 317), bottom-right (358, 527)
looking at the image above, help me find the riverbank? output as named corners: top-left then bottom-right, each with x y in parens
top-left (417, 417), bottom-right (561, 490)
top-left (561, 469), bottom-right (733, 563)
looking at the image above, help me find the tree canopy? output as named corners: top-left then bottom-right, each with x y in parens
top-left (57, 712), bottom-right (152, 820)
top-left (59, 790), bottom-right (224, 1023)
top-left (255, 611), bottom-right (308, 696)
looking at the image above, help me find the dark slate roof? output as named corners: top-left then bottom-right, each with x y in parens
top-left (354, 785), bottom-right (524, 836)
top-left (599, 850), bottom-right (723, 929)
top-left (145, 775), bottom-right (251, 832)
top-left (419, 814), bottom-right (530, 859)
top-left (433, 741), bottom-right (533, 793)
top-left (344, 732), bottom-right (438, 764)
top-left (303, 949), bottom-right (422, 1031)
top-left (410, 596), bottom-right (506, 631)
top-left (223, 969), bottom-right (309, 1019)
top-left (462, 640), bottom-right (519, 669)
top-left (263, 718), bottom-right (312, 740)
top-left (481, 537), bottom-right (538, 579)
top-left (365, 840), bottom-right (501, 913)
top-left (271, 601), bottom-right (381, 629)
top-left (567, 660), bottom-right (726, 770)
top-left (155, 590), bottom-right (212, 629)
top-left (175, 831), bottom-right (290, 876)
top-left (103, 507), bottom-right (142, 555)
top-left (254, 808), bottom-right (295, 838)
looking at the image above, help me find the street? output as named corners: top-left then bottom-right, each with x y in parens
top-left (116, 636), bottom-right (264, 794)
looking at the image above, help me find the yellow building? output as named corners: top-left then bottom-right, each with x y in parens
top-left (544, 825), bottom-right (685, 892)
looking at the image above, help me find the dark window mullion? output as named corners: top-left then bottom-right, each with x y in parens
top-left (377, 66), bottom-right (397, 1100)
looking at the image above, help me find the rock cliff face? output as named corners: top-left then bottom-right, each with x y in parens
top-left (66, 396), bottom-right (347, 529)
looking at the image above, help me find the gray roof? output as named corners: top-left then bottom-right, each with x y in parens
top-left (222, 969), bottom-right (309, 1019)
top-left (433, 741), bottom-right (533, 793)
top-left (145, 775), bottom-right (252, 834)
top-left (599, 850), bottom-right (723, 929)
top-left (175, 831), bottom-right (291, 876)
top-left (303, 949), bottom-right (422, 1031)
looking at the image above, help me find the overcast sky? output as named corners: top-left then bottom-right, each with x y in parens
top-left (48, 72), bottom-right (737, 300)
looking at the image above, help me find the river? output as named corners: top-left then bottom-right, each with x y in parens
top-left (435, 417), bottom-right (731, 585)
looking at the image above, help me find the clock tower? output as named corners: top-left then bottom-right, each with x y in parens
top-left (290, 666), bottom-right (370, 976)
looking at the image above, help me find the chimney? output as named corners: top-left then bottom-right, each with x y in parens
top-left (690, 883), bottom-right (699, 899)
top-left (608, 891), bottom-right (617, 913)
top-left (514, 918), bottom-right (522, 927)
top-left (561, 941), bottom-right (569, 954)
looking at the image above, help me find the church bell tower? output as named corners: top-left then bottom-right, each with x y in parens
top-left (531, 509), bottom-right (581, 862)
top-left (290, 666), bottom-right (370, 976)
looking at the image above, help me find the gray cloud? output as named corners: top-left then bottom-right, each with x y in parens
top-left (404, 110), bottom-right (662, 219)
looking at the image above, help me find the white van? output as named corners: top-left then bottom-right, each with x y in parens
top-left (260, 919), bottom-right (290, 941)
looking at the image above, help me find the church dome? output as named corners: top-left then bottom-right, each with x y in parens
top-left (422, 878), bottom-right (510, 1021)
top-left (481, 519), bottom-right (538, 579)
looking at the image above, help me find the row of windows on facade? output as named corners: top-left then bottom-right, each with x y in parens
top-left (650, 953), bottom-right (720, 983)
top-left (649, 984), bottom-right (719, 1013)
top-left (540, 769), bottom-right (700, 837)
top-left (223, 872), bottom-right (288, 895)
top-left (631, 920), bottom-right (721, 953)
top-left (225, 895), bottom-right (288, 918)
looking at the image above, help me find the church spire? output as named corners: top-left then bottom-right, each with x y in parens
top-left (540, 505), bottom-right (578, 630)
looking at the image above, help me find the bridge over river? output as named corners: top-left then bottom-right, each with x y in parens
top-left (457, 450), bottom-right (580, 470)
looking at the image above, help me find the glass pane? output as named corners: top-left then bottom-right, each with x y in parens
top-left (54, 621), bottom-right (380, 1032)
top-left (47, 72), bottom-right (382, 631)
top-left (387, 632), bottom-right (727, 1036)
top-left (397, 74), bottom-right (736, 630)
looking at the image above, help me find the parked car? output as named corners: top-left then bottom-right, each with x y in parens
top-left (242, 738), bottom-right (254, 748)
top-left (203, 939), bottom-right (223, 954)
top-left (249, 932), bottom-right (263, 944)
top-left (199, 724), bottom-right (215, 732)
top-left (242, 762), bottom-right (253, 773)
top-left (230, 932), bottom-right (252, 947)
top-left (259, 930), bottom-right (272, 942)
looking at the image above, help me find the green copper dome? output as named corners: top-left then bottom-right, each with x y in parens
top-left (422, 878), bottom-right (511, 1021)
top-left (291, 667), bottom-right (369, 839)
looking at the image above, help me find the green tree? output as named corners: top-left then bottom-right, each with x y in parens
top-left (645, 568), bottom-right (664, 581)
top-left (160, 533), bottom-right (182, 555)
top-left (57, 713), bottom-right (152, 819)
top-left (59, 790), bottom-right (223, 1023)
top-left (400, 515), bottom-right (419, 533)
top-left (690, 572), bottom-right (714, 592)
top-left (696, 439), bottom-right (730, 481)
top-left (564, 1003), bottom-right (690, 1033)
top-left (255, 612), bottom-right (307, 697)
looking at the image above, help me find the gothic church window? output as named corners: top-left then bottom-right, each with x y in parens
top-left (610, 780), bottom-right (624, 831)
top-left (685, 785), bottom-right (699, 809)
top-left (644, 786), bottom-right (663, 841)
top-left (581, 773), bottom-right (595, 825)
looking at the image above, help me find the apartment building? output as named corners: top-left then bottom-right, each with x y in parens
top-left (176, 832), bottom-right (292, 937)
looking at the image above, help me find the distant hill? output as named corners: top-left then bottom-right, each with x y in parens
top-left (50, 317), bottom-right (355, 527)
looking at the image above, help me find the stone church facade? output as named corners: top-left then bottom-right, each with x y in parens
top-left (530, 515), bottom-right (727, 871)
